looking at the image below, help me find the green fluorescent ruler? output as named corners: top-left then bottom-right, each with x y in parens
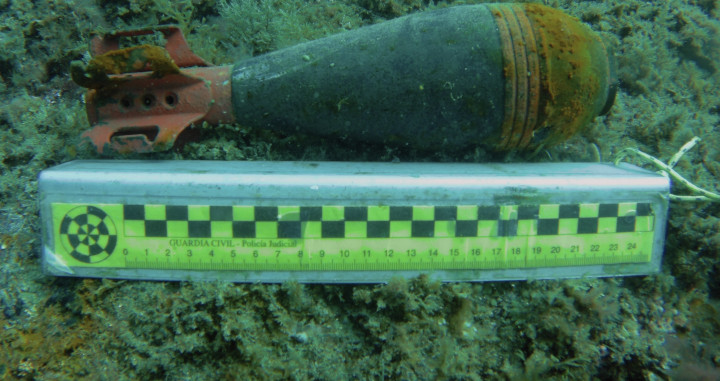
top-left (39, 161), bottom-right (669, 283)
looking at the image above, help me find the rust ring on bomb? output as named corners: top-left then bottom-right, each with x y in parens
top-left (511, 4), bottom-right (541, 149)
top-left (491, 5), bottom-right (516, 150)
top-left (491, 4), bottom-right (541, 151)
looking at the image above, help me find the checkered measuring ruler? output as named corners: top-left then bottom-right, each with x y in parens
top-left (51, 201), bottom-right (655, 271)
top-left (39, 160), bottom-right (669, 283)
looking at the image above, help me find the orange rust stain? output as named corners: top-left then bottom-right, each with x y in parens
top-left (503, 60), bottom-right (513, 79)
top-left (88, 44), bottom-right (180, 78)
top-left (521, 3), bottom-right (609, 148)
top-left (1, 301), bottom-right (99, 379)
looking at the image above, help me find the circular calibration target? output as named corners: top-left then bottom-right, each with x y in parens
top-left (59, 206), bottom-right (117, 263)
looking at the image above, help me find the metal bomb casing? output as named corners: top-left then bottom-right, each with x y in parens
top-left (231, 3), bottom-right (615, 152)
top-left (73, 4), bottom-right (616, 154)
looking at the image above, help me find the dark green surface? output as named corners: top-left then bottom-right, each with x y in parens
top-left (230, 5), bottom-right (505, 152)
